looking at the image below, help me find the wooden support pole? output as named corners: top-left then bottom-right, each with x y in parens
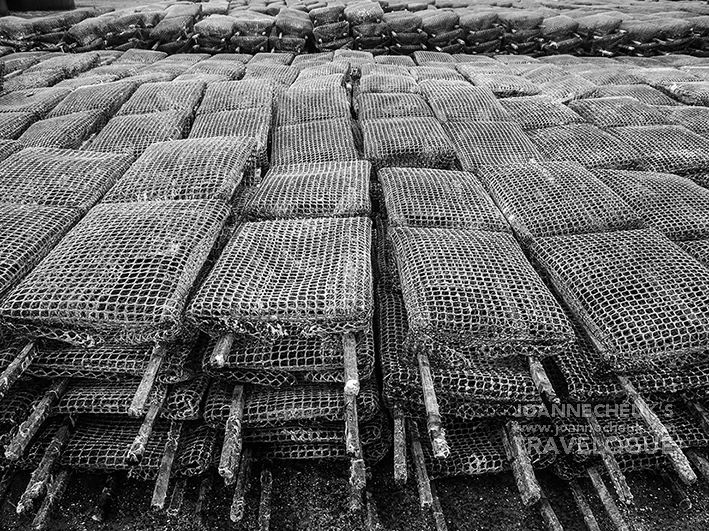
top-left (127, 396), bottom-right (163, 465)
top-left (393, 408), bottom-right (408, 487)
top-left (661, 471), bottom-right (691, 510)
top-left (502, 421), bottom-right (542, 507)
top-left (685, 400), bottom-right (709, 437)
top-left (587, 467), bottom-right (630, 531)
top-left (151, 421), bottom-right (182, 510)
top-left (258, 464), bottom-right (273, 531)
top-left (417, 351), bottom-right (449, 459)
top-left (6, 378), bottom-right (69, 461)
top-left (408, 420), bottom-right (433, 509)
top-left (91, 473), bottom-right (118, 523)
top-left (527, 356), bottom-right (560, 405)
top-left (219, 384), bottom-right (245, 485)
top-left (585, 412), bottom-right (633, 505)
top-left (343, 333), bottom-right (360, 397)
top-left (17, 416), bottom-right (74, 515)
top-left (365, 490), bottom-right (382, 531)
top-left (167, 477), bottom-right (187, 518)
top-left (685, 449), bottom-right (709, 481)
top-left (0, 341), bottom-right (35, 400)
top-left (230, 447), bottom-right (253, 523)
top-left (569, 480), bottom-right (601, 531)
top-left (617, 376), bottom-right (696, 485)
top-left (430, 482), bottom-right (448, 531)
top-left (129, 343), bottom-right (165, 418)
top-left (31, 469), bottom-right (70, 531)
top-left (538, 491), bottom-right (564, 531)
top-left (209, 334), bottom-right (235, 369)
top-left (196, 471), bottom-right (213, 518)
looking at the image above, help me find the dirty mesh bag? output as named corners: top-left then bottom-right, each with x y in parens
top-left (593, 169), bottom-right (709, 242)
top-left (631, 68), bottom-right (701, 89)
top-left (188, 217), bottom-right (373, 339)
top-left (103, 136), bottom-right (255, 203)
top-left (272, 118), bottom-right (358, 166)
top-left (409, 66), bottom-right (465, 82)
top-left (116, 49), bottom-right (167, 65)
top-left (444, 121), bottom-right (543, 172)
top-left (678, 240), bottom-right (709, 268)
top-left (0, 203), bottom-right (81, 298)
top-left (359, 73), bottom-right (417, 94)
top-left (538, 75), bottom-right (596, 102)
top-left (88, 111), bottom-right (187, 159)
top-left (390, 226), bottom-right (573, 356)
top-left (184, 60), bottom-right (245, 81)
top-left (249, 52), bottom-right (294, 65)
top-left (608, 125), bottom-right (709, 175)
top-left (149, 15), bottom-right (194, 42)
top-left (27, 52), bottom-right (100, 77)
top-left (2, 70), bottom-right (66, 94)
top-left (275, 85), bottom-right (349, 126)
top-left (0, 140), bottom-right (21, 162)
top-left (656, 106), bottom-right (709, 137)
top-left (420, 82), bottom-right (510, 122)
top-left (499, 95), bottom-right (585, 130)
top-left (590, 84), bottom-right (679, 107)
top-left (243, 63), bottom-right (299, 86)
top-left (17, 110), bottom-right (106, 150)
top-left (0, 112), bottom-right (36, 140)
top-left (465, 73), bottom-right (540, 98)
top-left (530, 228), bottom-right (709, 373)
top-left (663, 82), bottom-right (709, 106)
top-left (46, 81), bottom-right (137, 119)
top-left (0, 200), bottom-right (229, 347)
top-left (53, 378), bottom-right (167, 417)
top-left (0, 147), bottom-right (131, 212)
top-left (567, 97), bottom-right (668, 129)
top-left (238, 161), bottom-right (371, 220)
top-left (362, 117), bottom-right (455, 170)
top-left (379, 167), bottom-right (509, 231)
top-left (478, 161), bottom-right (642, 242)
top-left (527, 124), bottom-right (640, 170)
top-left (117, 80), bottom-right (206, 116)
top-left (357, 93), bottom-right (433, 122)
top-left (0, 87), bottom-right (71, 116)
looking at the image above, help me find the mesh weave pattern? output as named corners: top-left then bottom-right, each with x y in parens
top-left (0, 112), bottom-right (36, 139)
top-left (46, 81), bottom-right (137, 118)
top-left (0, 88), bottom-right (71, 116)
top-left (499, 95), bottom-right (585, 131)
top-left (197, 80), bottom-right (274, 114)
top-left (275, 86), bottom-right (349, 127)
top-left (357, 93), bottom-right (433, 122)
top-left (272, 119), bottom-right (358, 166)
top-left (590, 84), bottom-right (680, 106)
top-left (17, 110), bottom-right (106, 150)
top-left (567, 97), bottom-right (669, 128)
top-left (117, 80), bottom-right (205, 116)
top-left (420, 82), bottom-right (510, 122)
top-left (678, 240), bottom-right (709, 267)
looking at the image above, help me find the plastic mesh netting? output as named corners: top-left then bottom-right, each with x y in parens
top-left (362, 117), bottom-right (455, 170)
top-left (185, 61), bottom-right (246, 80)
top-left (163, 374), bottom-right (210, 420)
top-left (530, 228), bottom-right (709, 374)
top-left (0, 147), bottom-right (131, 212)
top-left (463, 73), bottom-right (540, 98)
top-left (196, 80), bottom-right (274, 114)
top-left (594, 169), bottom-right (709, 242)
top-left (527, 124), bottom-right (640, 170)
top-left (391, 226), bottom-right (573, 357)
top-left (272, 119), bottom-right (358, 166)
top-left (567, 97), bottom-right (669, 128)
top-left (632, 68), bottom-right (702, 88)
top-left (275, 86), bottom-right (349, 127)
top-left (46, 81), bottom-right (137, 119)
top-left (662, 82), bottom-right (709, 107)
top-left (238, 161), bottom-right (371, 220)
top-left (357, 93), bottom-right (433, 122)
top-left (590, 84), bottom-right (680, 106)
top-left (656, 106), bottom-right (709, 137)
top-left (678, 240), bottom-right (709, 267)
top-left (243, 63), bottom-right (298, 86)
top-left (443, 121), bottom-right (543, 171)
top-left (188, 216), bottom-right (372, 339)
top-left (0, 112), bottom-right (36, 139)
top-left (53, 378), bottom-right (167, 417)
top-left (17, 110), bottom-right (106, 150)
top-left (0, 140), bottom-right (21, 162)
top-left (359, 73), bottom-right (417, 94)
top-left (379, 167), bottom-right (509, 231)
top-left (103, 136), bottom-right (255, 203)
top-left (537, 74), bottom-right (596, 101)
top-left (2, 70), bottom-right (65, 93)
top-left (478, 161), bottom-right (642, 242)
top-left (116, 49), bottom-right (168, 64)
top-left (420, 82), bottom-right (510, 122)
top-left (0, 88), bottom-right (71, 116)
top-left (499, 95), bottom-right (585, 130)
top-left (117, 80), bottom-right (205, 116)
top-left (0, 200), bottom-right (229, 346)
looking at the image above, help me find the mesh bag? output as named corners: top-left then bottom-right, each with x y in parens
top-left (17, 110), bottom-right (106, 151)
top-left (46, 81), bottom-right (137, 119)
top-left (0, 147), bottom-right (131, 212)
top-left (575, 68), bottom-right (644, 87)
top-left (498, 95), bottom-right (585, 131)
top-left (0, 140), bottom-right (21, 162)
top-left (530, 228), bottom-right (709, 373)
top-left (243, 63), bottom-right (298, 86)
top-left (527, 124), bottom-right (640, 170)
top-left (362, 117), bottom-right (455, 170)
top-left (631, 68), bottom-right (701, 89)
top-left (163, 374), bottom-right (210, 420)
top-left (391, 226), bottom-right (573, 356)
top-left (359, 73), bottom-right (417, 94)
top-left (2, 70), bottom-right (66, 94)
top-left (289, 74), bottom-right (346, 92)
top-left (0, 378), bottom-right (44, 432)
top-left (420, 82), bottom-right (510, 122)
top-left (149, 15), bottom-right (194, 42)
top-left (479, 162), bottom-right (642, 242)
top-left (538, 75), bottom-right (597, 102)
top-left (520, 65), bottom-right (569, 85)
top-left (53, 378), bottom-right (167, 417)
top-left (27, 53), bottom-right (100, 77)
top-left (357, 93), bottom-right (433, 122)
top-left (184, 60), bottom-right (246, 80)
top-left (591, 84), bottom-right (680, 106)
top-left (678, 239), bottom-right (709, 267)
top-left (656, 105), bottom-right (709, 137)
top-left (681, 67), bottom-right (709, 82)
top-left (0, 111), bottom-right (35, 140)
top-left (0, 200), bottom-right (230, 347)
top-left (660, 81), bottom-right (709, 107)
top-left (375, 56), bottom-right (415, 67)
top-left (103, 136), bottom-right (255, 203)
top-left (249, 53), bottom-right (294, 66)
top-left (379, 167), bottom-right (509, 232)
top-left (567, 97), bottom-right (668, 129)
top-left (275, 85), bottom-right (349, 127)
top-left (443, 121), bottom-right (543, 172)
top-left (409, 66), bottom-right (465, 82)
top-left (465, 73), bottom-right (540, 98)
top-left (116, 49), bottom-right (167, 64)
top-left (174, 73), bottom-right (230, 84)
top-left (188, 216), bottom-right (372, 339)
top-left (88, 111), bottom-right (187, 159)
top-left (413, 51), bottom-right (456, 65)
top-left (0, 203), bottom-right (81, 298)
top-left (608, 125), bottom-right (709, 175)
top-left (203, 329), bottom-right (375, 387)
top-left (55, 76), bottom-right (127, 90)
top-left (373, 218), bottom-right (399, 291)
top-left (238, 161), bottom-right (371, 220)
top-left (0, 88), bottom-right (71, 117)
top-left (593, 169), bottom-right (709, 242)
top-left (117, 80), bottom-right (205, 116)
top-left (272, 119), bottom-right (358, 166)
top-left (81, 64), bottom-right (142, 79)
top-left (295, 62), bottom-right (349, 80)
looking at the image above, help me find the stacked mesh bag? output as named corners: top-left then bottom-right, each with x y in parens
top-left (311, 3), bottom-right (351, 52)
top-left (272, 7), bottom-right (313, 54)
top-left (344, 1), bottom-right (387, 54)
top-left (229, 9), bottom-right (275, 54)
top-left (148, 3), bottom-right (202, 51)
top-left (458, 10), bottom-right (502, 55)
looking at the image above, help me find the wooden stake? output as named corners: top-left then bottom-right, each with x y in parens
top-left (365, 490), bottom-right (382, 531)
top-left (430, 482), bottom-right (448, 531)
top-left (343, 333), bottom-right (360, 397)
top-left (91, 473), bottom-right (118, 523)
top-left (230, 447), bottom-right (253, 523)
top-left (585, 412), bottom-right (633, 505)
top-left (538, 491), bottom-right (564, 531)
top-left (527, 356), bottom-right (560, 405)
top-left (127, 396), bottom-right (163, 464)
top-left (501, 421), bottom-right (541, 507)
top-left (661, 471), bottom-right (691, 510)
top-left (31, 469), bottom-right (70, 531)
top-left (151, 420), bottom-right (182, 510)
top-left (685, 449), bottom-right (709, 481)
top-left (417, 351), bottom-right (449, 459)
top-left (219, 385), bottom-right (245, 485)
top-left (587, 467), bottom-right (630, 531)
top-left (569, 480), bottom-right (601, 531)
top-left (258, 464), bottom-right (273, 531)
top-left (209, 334), bottom-right (235, 369)
top-left (393, 408), bottom-right (408, 486)
top-left (0, 341), bottom-right (35, 400)
top-left (6, 378), bottom-right (69, 461)
top-left (196, 471), bottom-right (213, 517)
top-left (617, 376), bottom-right (696, 485)
top-left (17, 416), bottom-right (73, 515)
top-left (408, 421), bottom-right (433, 509)
top-left (129, 343), bottom-right (165, 418)
top-left (167, 477), bottom-right (186, 517)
